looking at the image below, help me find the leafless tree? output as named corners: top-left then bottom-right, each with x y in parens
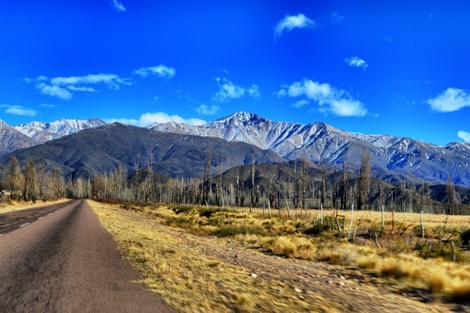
top-left (357, 150), bottom-right (371, 210)
top-left (23, 160), bottom-right (38, 202)
top-left (7, 156), bottom-right (23, 200)
top-left (446, 175), bottom-right (457, 215)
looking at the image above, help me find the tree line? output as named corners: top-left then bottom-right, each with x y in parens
top-left (0, 153), bottom-right (467, 215)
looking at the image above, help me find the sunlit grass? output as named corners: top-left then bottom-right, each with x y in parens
top-left (92, 200), bottom-right (470, 305)
top-left (0, 198), bottom-right (70, 214)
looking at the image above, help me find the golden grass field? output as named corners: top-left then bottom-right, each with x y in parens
top-left (89, 200), bottom-right (470, 312)
top-left (0, 198), bottom-right (70, 214)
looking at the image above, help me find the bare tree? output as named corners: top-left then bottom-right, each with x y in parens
top-left (446, 175), bottom-right (457, 215)
top-left (7, 156), bottom-right (23, 201)
top-left (201, 145), bottom-right (212, 205)
top-left (357, 150), bottom-right (371, 210)
top-left (332, 165), bottom-right (337, 209)
top-left (340, 161), bottom-right (348, 211)
top-left (321, 161), bottom-right (327, 208)
top-left (250, 153), bottom-right (257, 209)
top-left (23, 160), bottom-right (38, 202)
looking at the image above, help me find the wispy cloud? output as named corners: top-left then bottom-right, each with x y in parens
top-left (110, 0), bottom-right (126, 12)
top-left (1, 105), bottom-right (38, 116)
top-left (35, 83), bottom-right (73, 101)
top-left (345, 56), bottom-right (368, 70)
top-left (292, 99), bottom-right (309, 108)
top-left (247, 84), bottom-right (261, 99)
top-left (134, 65), bottom-right (176, 79)
top-left (275, 14), bottom-right (315, 39)
top-left (25, 73), bottom-right (130, 100)
top-left (330, 12), bottom-right (344, 23)
top-left (458, 131), bottom-right (470, 143)
top-left (40, 103), bottom-right (56, 108)
top-left (426, 88), bottom-right (470, 112)
top-left (212, 78), bottom-right (261, 102)
top-left (66, 86), bottom-right (97, 92)
top-left (50, 74), bottom-right (128, 89)
top-left (106, 112), bottom-right (205, 127)
top-left (195, 104), bottom-right (220, 115)
top-left (278, 79), bottom-right (367, 117)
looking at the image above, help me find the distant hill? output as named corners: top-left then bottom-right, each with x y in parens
top-left (14, 118), bottom-right (107, 143)
top-left (150, 112), bottom-right (470, 187)
top-left (0, 123), bottom-right (283, 179)
top-left (0, 119), bottom-right (37, 156)
top-left (2, 112), bottom-right (470, 187)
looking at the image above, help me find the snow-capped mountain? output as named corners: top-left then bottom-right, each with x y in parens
top-left (0, 119), bottom-right (38, 156)
top-left (14, 118), bottom-right (107, 143)
top-left (150, 112), bottom-right (470, 186)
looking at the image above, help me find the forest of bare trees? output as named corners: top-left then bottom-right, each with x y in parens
top-left (1, 154), bottom-right (468, 215)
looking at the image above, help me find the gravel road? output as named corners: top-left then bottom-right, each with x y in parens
top-left (0, 199), bottom-right (175, 313)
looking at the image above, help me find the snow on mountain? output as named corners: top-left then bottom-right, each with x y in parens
top-left (14, 118), bottom-right (107, 143)
top-left (150, 112), bottom-right (470, 186)
top-left (0, 119), bottom-right (38, 156)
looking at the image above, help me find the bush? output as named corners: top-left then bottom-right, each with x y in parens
top-left (170, 205), bottom-right (193, 214)
top-left (460, 229), bottom-right (470, 246)
top-left (303, 223), bottom-right (329, 235)
top-left (214, 224), bottom-right (265, 237)
top-left (414, 240), bottom-right (465, 262)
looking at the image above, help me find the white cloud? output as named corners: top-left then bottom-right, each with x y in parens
top-left (212, 78), bottom-right (260, 102)
top-left (106, 112), bottom-right (205, 127)
top-left (50, 74), bottom-right (129, 90)
top-left (278, 79), bottom-right (367, 117)
top-left (426, 88), bottom-right (470, 112)
top-left (247, 84), bottom-right (261, 99)
top-left (35, 82), bottom-right (73, 101)
top-left (345, 56), bottom-right (368, 70)
top-left (330, 12), bottom-right (344, 23)
top-left (40, 103), bottom-right (56, 108)
top-left (1, 105), bottom-right (37, 116)
top-left (110, 0), bottom-right (126, 12)
top-left (195, 104), bottom-right (220, 115)
top-left (275, 14), bottom-right (315, 39)
top-left (292, 99), bottom-right (309, 108)
top-left (66, 86), bottom-right (97, 92)
top-left (458, 131), bottom-right (470, 143)
top-left (26, 73), bottom-right (130, 100)
top-left (134, 65), bottom-right (176, 78)
top-left (212, 78), bottom-right (245, 102)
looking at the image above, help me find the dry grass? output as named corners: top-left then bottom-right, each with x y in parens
top-left (0, 198), bottom-right (70, 214)
top-left (89, 201), bottom-right (336, 312)
top-left (91, 201), bottom-right (470, 307)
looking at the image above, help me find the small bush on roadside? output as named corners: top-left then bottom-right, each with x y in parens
top-left (414, 240), bottom-right (466, 262)
top-left (460, 229), bottom-right (470, 247)
top-left (170, 205), bottom-right (193, 214)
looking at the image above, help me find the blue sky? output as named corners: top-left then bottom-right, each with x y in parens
top-left (1, 0), bottom-right (470, 146)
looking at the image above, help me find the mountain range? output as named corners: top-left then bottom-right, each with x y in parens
top-left (1, 112), bottom-right (469, 186)
top-left (0, 123), bottom-right (282, 179)
top-left (14, 118), bottom-right (107, 143)
top-left (150, 112), bottom-right (470, 186)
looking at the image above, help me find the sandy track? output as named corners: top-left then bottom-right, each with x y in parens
top-left (0, 199), bottom-right (174, 313)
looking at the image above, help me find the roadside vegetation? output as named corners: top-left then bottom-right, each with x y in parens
top-left (0, 198), bottom-right (70, 214)
top-left (91, 199), bottom-right (470, 312)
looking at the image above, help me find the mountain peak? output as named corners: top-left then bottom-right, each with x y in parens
top-left (14, 118), bottom-right (107, 143)
top-left (213, 112), bottom-right (268, 126)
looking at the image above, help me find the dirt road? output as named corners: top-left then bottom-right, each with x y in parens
top-left (0, 199), bottom-right (174, 313)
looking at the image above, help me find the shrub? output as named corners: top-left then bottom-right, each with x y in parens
top-left (214, 224), bottom-right (265, 237)
top-left (170, 205), bottom-right (193, 214)
top-left (460, 229), bottom-right (470, 246)
top-left (414, 240), bottom-right (465, 262)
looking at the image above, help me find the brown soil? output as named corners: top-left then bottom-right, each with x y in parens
top-left (0, 199), bottom-right (174, 313)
